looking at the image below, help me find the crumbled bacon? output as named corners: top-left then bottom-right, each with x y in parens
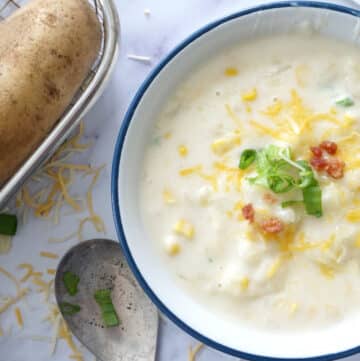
top-left (320, 140), bottom-right (337, 155)
top-left (309, 140), bottom-right (344, 179)
top-left (310, 156), bottom-right (328, 171)
top-left (310, 146), bottom-right (323, 158)
top-left (261, 217), bottom-right (284, 234)
top-left (242, 203), bottom-right (255, 223)
top-left (263, 193), bottom-right (277, 204)
top-left (326, 159), bottom-right (345, 179)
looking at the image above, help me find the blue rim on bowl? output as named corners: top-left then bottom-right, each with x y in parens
top-left (111, 2), bottom-right (360, 360)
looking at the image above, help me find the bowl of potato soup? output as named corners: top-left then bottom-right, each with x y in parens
top-left (112, 2), bottom-right (360, 359)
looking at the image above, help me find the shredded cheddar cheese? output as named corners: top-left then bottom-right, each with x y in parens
top-left (346, 209), bottom-right (360, 222)
top-left (15, 307), bottom-right (24, 328)
top-left (0, 267), bottom-right (28, 313)
top-left (188, 343), bottom-right (204, 361)
top-left (242, 88), bottom-right (257, 101)
top-left (2, 121), bottom-right (105, 360)
top-left (211, 136), bottom-right (241, 155)
top-left (266, 257), bottom-right (283, 279)
top-left (16, 121), bottom-right (106, 233)
top-left (262, 99), bottom-right (283, 116)
top-left (213, 162), bottom-right (238, 173)
top-left (0, 288), bottom-right (28, 314)
top-left (225, 104), bottom-right (241, 126)
top-left (250, 119), bottom-right (290, 141)
top-left (0, 235), bottom-right (12, 254)
top-left (198, 172), bottom-right (218, 192)
top-left (321, 235), bottom-right (335, 251)
top-left (40, 251), bottom-right (59, 259)
top-left (18, 263), bottom-right (35, 283)
top-left (77, 217), bottom-right (102, 241)
top-left (57, 168), bottom-right (81, 212)
top-left (47, 305), bottom-right (84, 360)
top-left (224, 67), bottom-right (238, 77)
top-left (0, 266), bottom-right (21, 293)
top-left (179, 165), bottom-right (203, 176)
top-left (178, 145), bottom-right (188, 157)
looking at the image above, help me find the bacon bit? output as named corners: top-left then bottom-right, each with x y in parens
top-left (310, 157), bottom-right (328, 171)
top-left (320, 140), bottom-right (337, 155)
top-left (263, 193), bottom-right (277, 204)
top-left (261, 217), bottom-right (284, 234)
top-left (310, 146), bottom-right (323, 158)
top-left (242, 204), bottom-right (255, 223)
top-left (326, 159), bottom-right (345, 179)
top-left (309, 140), bottom-right (344, 179)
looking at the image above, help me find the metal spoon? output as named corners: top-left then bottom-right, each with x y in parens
top-left (54, 238), bottom-right (158, 361)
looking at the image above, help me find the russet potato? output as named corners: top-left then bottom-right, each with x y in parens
top-left (0, 0), bottom-right (101, 184)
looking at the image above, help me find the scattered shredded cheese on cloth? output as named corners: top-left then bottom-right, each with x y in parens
top-left (0, 121), bottom-right (105, 360)
top-left (0, 235), bottom-right (13, 254)
top-left (188, 343), bottom-right (204, 361)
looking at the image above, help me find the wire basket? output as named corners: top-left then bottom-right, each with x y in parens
top-left (0, 0), bottom-right (119, 208)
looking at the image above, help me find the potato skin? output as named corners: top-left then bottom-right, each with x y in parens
top-left (0, 0), bottom-right (101, 184)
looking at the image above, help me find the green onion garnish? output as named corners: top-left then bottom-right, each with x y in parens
top-left (281, 200), bottom-right (303, 208)
top-left (59, 302), bottom-right (81, 316)
top-left (94, 289), bottom-right (120, 327)
top-left (239, 149), bottom-right (257, 169)
top-left (335, 96), bottom-right (354, 107)
top-left (302, 184), bottom-right (322, 217)
top-left (63, 271), bottom-right (80, 296)
top-left (297, 160), bottom-right (323, 217)
top-left (245, 145), bottom-right (322, 217)
top-left (0, 214), bottom-right (17, 236)
top-left (268, 175), bottom-right (294, 194)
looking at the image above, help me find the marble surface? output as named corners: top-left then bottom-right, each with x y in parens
top-left (1, 0), bottom-right (360, 360)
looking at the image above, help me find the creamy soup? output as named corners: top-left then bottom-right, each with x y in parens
top-left (140, 34), bottom-right (360, 330)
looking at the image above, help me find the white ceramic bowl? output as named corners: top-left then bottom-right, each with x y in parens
top-left (112, 2), bottom-right (360, 360)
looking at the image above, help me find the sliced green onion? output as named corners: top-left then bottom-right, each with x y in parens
top-left (335, 96), bottom-right (354, 107)
top-left (63, 271), bottom-right (80, 296)
top-left (297, 160), bottom-right (317, 188)
top-left (59, 302), bottom-right (81, 316)
top-left (302, 184), bottom-right (322, 217)
top-left (94, 289), bottom-right (120, 327)
top-left (239, 149), bottom-right (257, 169)
top-left (268, 175), bottom-right (294, 193)
top-left (281, 200), bottom-right (303, 208)
top-left (0, 214), bottom-right (17, 236)
top-left (245, 145), bottom-right (323, 217)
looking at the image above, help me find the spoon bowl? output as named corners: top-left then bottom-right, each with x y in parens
top-left (55, 239), bottom-right (158, 361)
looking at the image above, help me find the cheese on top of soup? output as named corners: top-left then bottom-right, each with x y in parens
top-left (140, 34), bottom-right (360, 330)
